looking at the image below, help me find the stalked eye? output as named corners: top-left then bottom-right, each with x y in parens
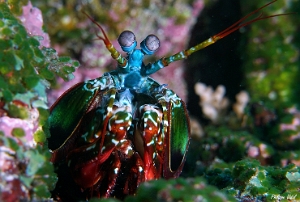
top-left (140, 34), bottom-right (160, 55)
top-left (118, 31), bottom-right (136, 47)
top-left (144, 35), bottom-right (160, 51)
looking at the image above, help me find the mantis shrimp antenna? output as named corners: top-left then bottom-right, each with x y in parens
top-left (162, 0), bottom-right (292, 66)
top-left (82, 11), bottom-right (127, 67)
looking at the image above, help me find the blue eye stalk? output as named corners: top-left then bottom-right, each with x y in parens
top-left (118, 30), bottom-right (137, 53)
top-left (140, 34), bottom-right (160, 55)
top-left (116, 31), bottom-right (162, 88)
top-left (116, 30), bottom-right (162, 87)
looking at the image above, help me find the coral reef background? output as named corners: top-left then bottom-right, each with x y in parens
top-left (1, 0), bottom-right (300, 201)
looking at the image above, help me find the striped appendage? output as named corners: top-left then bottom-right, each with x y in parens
top-left (139, 104), bottom-right (163, 180)
top-left (49, 76), bottom-right (190, 200)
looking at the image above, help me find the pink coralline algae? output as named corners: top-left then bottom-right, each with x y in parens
top-left (280, 108), bottom-right (300, 132)
top-left (0, 147), bottom-right (28, 202)
top-left (18, 1), bottom-right (50, 47)
top-left (0, 110), bottom-right (39, 147)
top-left (246, 143), bottom-right (272, 165)
top-left (0, 111), bottom-right (40, 202)
top-left (1, 3), bottom-right (50, 200)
